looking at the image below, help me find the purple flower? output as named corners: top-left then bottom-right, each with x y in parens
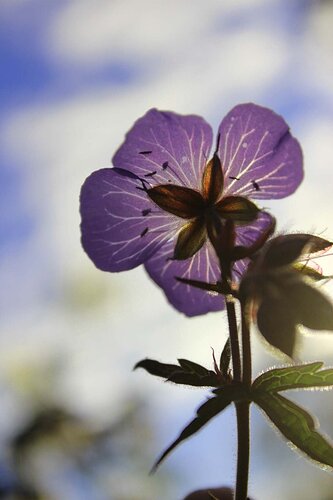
top-left (80, 104), bottom-right (303, 316)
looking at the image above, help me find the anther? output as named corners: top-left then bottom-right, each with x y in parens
top-left (252, 180), bottom-right (260, 191)
top-left (144, 171), bottom-right (157, 177)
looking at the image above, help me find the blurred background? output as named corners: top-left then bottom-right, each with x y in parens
top-left (1, 0), bottom-right (333, 498)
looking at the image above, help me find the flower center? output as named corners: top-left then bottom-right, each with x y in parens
top-left (146, 152), bottom-right (260, 260)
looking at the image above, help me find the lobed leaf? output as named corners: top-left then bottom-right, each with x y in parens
top-left (152, 390), bottom-right (233, 471)
top-left (254, 392), bottom-right (333, 469)
top-left (134, 358), bottom-right (220, 387)
top-left (178, 358), bottom-right (210, 376)
top-left (134, 359), bottom-right (181, 379)
top-left (252, 362), bottom-right (333, 393)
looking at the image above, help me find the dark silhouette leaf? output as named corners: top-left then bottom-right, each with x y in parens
top-left (135, 358), bottom-right (220, 387)
top-left (152, 391), bottom-right (233, 471)
top-left (178, 358), bottom-right (211, 376)
top-left (220, 338), bottom-right (231, 378)
top-left (175, 276), bottom-right (225, 294)
top-left (134, 359), bottom-right (181, 379)
top-left (254, 392), bottom-right (333, 468)
top-left (167, 372), bottom-right (220, 387)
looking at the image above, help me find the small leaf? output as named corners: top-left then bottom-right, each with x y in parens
top-left (152, 391), bottom-right (233, 471)
top-left (167, 371), bottom-right (220, 387)
top-left (220, 338), bottom-right (231, 378)
top-left (134, 359), bottom-right (181, 379)
top-left (254, 392), bottom-right (333, 469)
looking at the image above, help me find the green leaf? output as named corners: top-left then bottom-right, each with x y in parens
top-left (252, 362), bottom-right (333, 393)
top-left (254, 391), bottom-right (333, 469)
top-left (152, 391), bottom-right (233, 471)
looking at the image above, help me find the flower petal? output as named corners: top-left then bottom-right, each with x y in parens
top-left (144, 240), bottom-right (223, 316)
top-left (218, 103), bottom-right (303, 200)
top-left (112, 109), bottom-right (213, 190)
top-left (80, 168), bottom-right (180, 271)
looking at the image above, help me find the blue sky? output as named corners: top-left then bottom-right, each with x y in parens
top-left (1, 1), bottom-right (333, 498)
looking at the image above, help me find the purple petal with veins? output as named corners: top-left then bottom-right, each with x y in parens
top-left (112, 109), bottom-right (213, 190)
top-left (80, 168), bottom-right (181, 272)
top-left (218, 103), bottom-right (303, 200)
top-left (144, 240), bottom-right (223, 317)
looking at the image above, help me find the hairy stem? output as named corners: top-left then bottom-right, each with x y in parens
top-left (234, 308), bottom-right (252, 500)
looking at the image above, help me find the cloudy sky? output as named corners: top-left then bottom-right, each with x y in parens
top-left (1, 1), bottom-right (333, 498)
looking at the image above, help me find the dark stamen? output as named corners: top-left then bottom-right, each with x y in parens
top-left (140, 227), bottom-right (149, 237)
top-left (142, 208), bottom-right (151, 216)
top-left (252, 180), bottom-right (260, 191)
top-left (135, 178), bottom-right (150, 192)
top-left (229, 176), bottom-right (240, 180)
top-left (139, 150), bottom-right (152, 155)
top-left (162, 161), bottom-right (168, 170)
top-left (144, 171), bottom-right (157, 177)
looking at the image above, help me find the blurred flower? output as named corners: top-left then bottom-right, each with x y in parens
top-left (240, 234), bottom-right (333, 358)
top-left (183, 486), bottom-right (253, 499)
top-left (80, 104), bottom-right (303, 316)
